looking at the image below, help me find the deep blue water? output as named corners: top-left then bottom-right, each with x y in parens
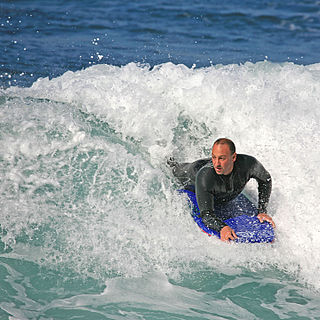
top-left (1, 1), bottom-right (320, 319)
top-left (1, 0), bottom-right (320, 87)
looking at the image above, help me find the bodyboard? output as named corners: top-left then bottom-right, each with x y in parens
top-left (179, 189), bottom-right (275, 243)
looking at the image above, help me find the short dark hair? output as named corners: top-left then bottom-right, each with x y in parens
top-left (213, 138), bottom-right (236, 154)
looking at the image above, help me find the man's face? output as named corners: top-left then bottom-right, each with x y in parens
top-left (211, 143), bottom-right (236, 175)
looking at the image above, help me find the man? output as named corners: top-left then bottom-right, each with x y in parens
top-left (168, 138), bottom-right (275, 241)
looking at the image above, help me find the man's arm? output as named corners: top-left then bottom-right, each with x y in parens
top-left (257, 177), bottom-right (272, 214)
top-left (251, 158), bottom-right (275, 228)
top-left (195, 167), bottom-right (228, 233)
top-left (250, 158), bottom-right (272, 214)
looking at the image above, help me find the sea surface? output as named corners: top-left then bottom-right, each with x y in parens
top-left (1, 1), bottom-right (320, 319)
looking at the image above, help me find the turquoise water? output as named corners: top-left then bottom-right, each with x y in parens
top-left (2, 62), bottom-right (320, 319)
top-left (1, 259), bottom-right (319, 319)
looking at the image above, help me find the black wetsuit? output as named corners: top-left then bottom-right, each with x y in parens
top-left (171, 154), bottom-right (272, 233)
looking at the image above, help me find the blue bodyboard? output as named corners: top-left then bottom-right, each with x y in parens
top-left (179, 189), bottom-right (275, 243)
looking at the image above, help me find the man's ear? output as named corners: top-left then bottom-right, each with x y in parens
top-left (232, 152), bottom-right (237, 162)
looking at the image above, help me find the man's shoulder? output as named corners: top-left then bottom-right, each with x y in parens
top-left (235, 154), bottom-right (259, 172)
top-left (236, 154), bottom-right (270, 179)
top-left (196, 161), bottom-right (214, 178)
top-left (236, 154), bottom-right (257, 164)
top-left (198, 160), bottom-right (214, 171)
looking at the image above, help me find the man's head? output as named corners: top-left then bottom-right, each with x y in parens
top-left (211, 138), bottom-right (237, 175)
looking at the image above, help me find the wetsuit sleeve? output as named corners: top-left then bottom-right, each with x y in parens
top-left (195, 167), bottom-right (227, 233)
top-left (250, 159), bottom-right (272, 214)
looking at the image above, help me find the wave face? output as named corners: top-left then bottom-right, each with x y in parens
top-left (1, 62), bottom-right (320, 318)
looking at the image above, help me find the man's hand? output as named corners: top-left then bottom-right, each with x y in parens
top-left (220, 226), bottom-right (238, 241)
top-left (257, 213), bottom-right (276, 228)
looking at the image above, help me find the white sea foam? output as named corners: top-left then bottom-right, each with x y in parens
top-left (2, 61), bottom-right (320, 289)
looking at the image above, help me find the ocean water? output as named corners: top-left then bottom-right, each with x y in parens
top-left (1, 1), bottom-right (320, 319)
